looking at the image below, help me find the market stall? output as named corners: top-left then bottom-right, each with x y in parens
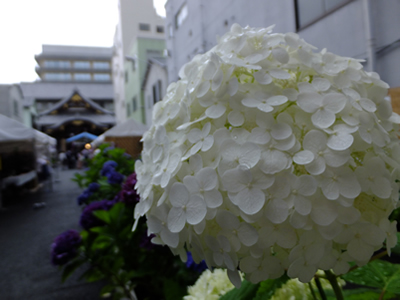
top-left (0, 114), bottom-right (56, 208)
top-left (91, 119), bottom-right (148, 158)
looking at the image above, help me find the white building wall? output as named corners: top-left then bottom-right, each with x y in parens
top-left (165, 0), bottom-right (400, 89)
top-left (112, 21), bottom-right (127, 124)
top-left (143, 63), bottom-right (168, 126)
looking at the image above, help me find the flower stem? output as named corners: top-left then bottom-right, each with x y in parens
top-left (308, 282), bottom-right (318, 300)
top-left (315, 276), bottom-right (327, 300)
top-left (324, 270), bottom-right (343, 300)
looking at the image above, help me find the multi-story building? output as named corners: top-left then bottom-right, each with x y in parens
top-left (35, 45), bottom-right (113, 83)
top-left (165, 0), bottom-right (400, 93)
top-left (21, 45), bottom-right (116, 150)
top-left (112, 0), bottom-right (166, 125)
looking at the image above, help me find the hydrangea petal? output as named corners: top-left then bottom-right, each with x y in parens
top-left (237, 188), bottom-right (265, 215)
top-left (265, 199), bottom-right (288, 224)
top-left (167, 207), bottom-right (186, 233)
top-left (312, 109), bottom-right (335, 128)
top-left (186, 195), bottom-right (207, 225)
top-left (293, 150), bottom-right (314, 165)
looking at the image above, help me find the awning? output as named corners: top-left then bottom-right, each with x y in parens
top-left (66, 132), bottom-right (98, 143)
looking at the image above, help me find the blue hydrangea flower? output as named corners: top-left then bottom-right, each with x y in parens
top-left (106, 170), bottom-right (124, 185)
top-left (79, 200), bottom-right (115, 230)
top-left (100, 160), bottom-right (118, 176)
top-left (186, 252), bottom-right (207, 273)
top-left (77, 190), bottom-right (92, 205)
top-left (88, 182), bottom-right (100, 192)
top-left (51, 230), bottom-right (82, 266)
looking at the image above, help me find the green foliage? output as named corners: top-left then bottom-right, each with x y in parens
top-left (61, 258), bottom-right (85, 283)
top-left (343, 260), bottom-right (400, 297)
top-left (392, 233), bottom-right (400, 255)
top-left (339, 288), bottom-right (396, 300)
top-left (254, 275), bottom-right (290, 300)
top-left (220, 280), bottom-right (260, 300)
top-left (58, 146), bottom-right (201, 300)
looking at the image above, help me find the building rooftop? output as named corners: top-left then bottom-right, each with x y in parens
top-left (38, 45), bottom-right (113, 58)
top-left (20, 82), bottom-right (114, 100)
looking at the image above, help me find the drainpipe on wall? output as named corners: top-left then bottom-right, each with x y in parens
top-left (363, 0), bottom-right (376, 72)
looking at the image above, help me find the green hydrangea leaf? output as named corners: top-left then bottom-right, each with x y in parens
top-left (163, 278), bottom-right (187, 300)
top-left (79, 267), bottom-right (106, 282)
top-left (91, 235), bottom-right (113, 250)
top-left (61, 258), bottom-right (85, 282)
top-left (254, 274), bottom-right (290, 300)
top-left (92, 209), bottom-right (111, 224)
top-left (340, 288), bottom-right (396, 300)
top-left (391, 233), bottom-right (400, 255)
top-left (220, 280), bottom-right (260, 300)
top-left (342, 259), bottom-right (400, 295)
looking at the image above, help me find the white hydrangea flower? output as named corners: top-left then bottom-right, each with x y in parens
top-left (134, 24), bottom-right (400, 286)
top-left (184, 269), bottom-right (243, 300)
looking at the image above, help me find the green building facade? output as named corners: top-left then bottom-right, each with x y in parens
top-left (125, 38), bottom-right (165, 124)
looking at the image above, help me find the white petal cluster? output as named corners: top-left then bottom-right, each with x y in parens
top-left (134, 24), bottom-right (400, 285)
top-left (183, 269), bottom-right (242, 300)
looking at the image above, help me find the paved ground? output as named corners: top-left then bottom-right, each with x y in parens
top-left (0, 168), bottom-right (103, 300)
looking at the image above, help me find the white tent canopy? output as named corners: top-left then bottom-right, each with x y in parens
top-left (0, 114), bottom-right (56, 155)
top-left (34, 129), bottom-right (57, 147)
top-left (0, 114), bottom-right (35, 143)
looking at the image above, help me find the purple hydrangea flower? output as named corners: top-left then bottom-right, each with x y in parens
top-left (51, 230), bottom-right (82, 266)
top-left (139, 231), bottom-right (156, 250)
top-left (106, 170), bottom-right (124, 185)
top-left (77, 190), bottom-right (92, 205)
top-left (100, 160), bottom-right (118, 176)
top-left (88, 182), bottom-right (100, 192)
top-left (121, 173), bottom-right (140, 205)
top-left (113, 191), bottom-right (122, 203)
top-left (186, 252), bottom-right (207, 273)
top-left (79, 200), bottom-right (115, 230)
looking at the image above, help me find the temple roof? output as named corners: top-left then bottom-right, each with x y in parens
top-left (38, 89), bottom-right (113, 116)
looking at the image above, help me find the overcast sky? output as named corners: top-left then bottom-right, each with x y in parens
top-left (0, 0), bottom-right (166, 84)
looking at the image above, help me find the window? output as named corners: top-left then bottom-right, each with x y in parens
top-left (175, 3), bottom-right (188, 29)
top-left (73, 61), bottom-right (90, 69)
top-left (139, 23), bottom-right (150, 31)
top-left (43, 60), bottom-right (71, 68)
top-left (127, 103), bottom-right (131, 116)
top-left (295, 0), bottom-right (350, 29)
top-left (13, 100), bottom-right (19, 117)
top-left (105, 102), bottom-right (114, 111)
top-left (156, 26), bottom-right (164, 33)
top-left (132, 97), bottom-right (137, 112)
top-left (93, 61), bottom-right (110, 69)
top-left (74, 73), bottom-right (91, 81)
top-left (125, 71), bottom-right (128, 83)
top-left (93, 73), bottom-right (111, 81)
top-left (44, 73), bottom-right (72, 81)
top-left (152, 80), bottom-right (162, 105)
